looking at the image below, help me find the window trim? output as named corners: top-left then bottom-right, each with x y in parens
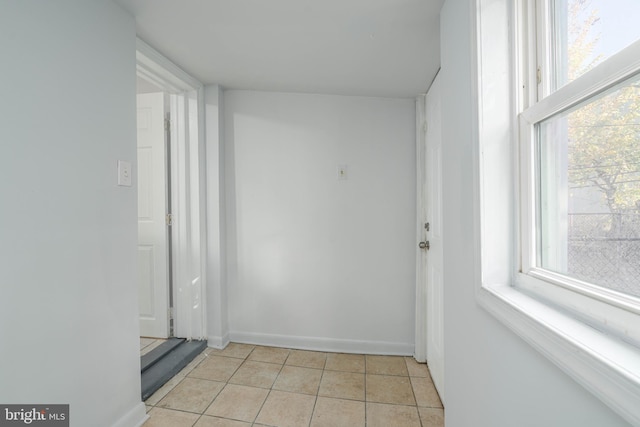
top-left (473, 0), bottom-right (640, 425)
top-left (477, 283), bottom-right (640, 425)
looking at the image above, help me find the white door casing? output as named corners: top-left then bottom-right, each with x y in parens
top-left (425, 73), bottom-right (445, 401)
top-left (137, 92), bottom-right (170, 338)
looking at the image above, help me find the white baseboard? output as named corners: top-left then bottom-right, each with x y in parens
top-left (229, 331), bottom-right (414, 355)
top-left (113, 402), bottom-right (148, 427)
top-left (207, 333), bottom-right (230, 349)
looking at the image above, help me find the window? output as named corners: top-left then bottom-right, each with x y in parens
top-left (518, 0), bottom-right (640, 342)
top-left (538, 76), bottom-right (640, 299)
top-left (474, 0), bottom-right (640, 424)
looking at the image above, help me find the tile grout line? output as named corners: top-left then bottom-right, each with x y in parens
top-left (406, 357), bottom-right (425, 427)
top-left (364, 353), bottom-right (368, 426)
top-left (304, 351), bottom-right (325, 427)
top-left (251, 347), bottom-right (290, 427)
top-left (307, 388), bottom-right (319, 427)
top-left (198, 346), bottom-right (253, 421)
top-left (152, 346), bottom-right (244, 421)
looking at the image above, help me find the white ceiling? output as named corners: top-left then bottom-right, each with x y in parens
top-left (116, 0), bottom-right (443, 98)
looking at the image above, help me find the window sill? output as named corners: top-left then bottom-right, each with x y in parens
top-left (477, 282), bottom-right (640, 426)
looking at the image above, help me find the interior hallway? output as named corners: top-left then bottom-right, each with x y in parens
top-left (142, 343), bottom-right (444, 427)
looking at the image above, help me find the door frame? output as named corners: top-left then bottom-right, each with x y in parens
top-left (136, 38), bottom-right (207, 340)
top-left (415, 74), bottom-right (445, 401)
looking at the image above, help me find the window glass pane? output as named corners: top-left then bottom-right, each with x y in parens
top-left (537, 73), bottom-right (640, 298)
top-left (551, 0), bottom-right (640, 90)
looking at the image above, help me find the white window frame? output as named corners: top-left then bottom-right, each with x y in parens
top-left (518, 45), bottom-right (640, 343)
top-left (473, 0), bottom-right (640, 425)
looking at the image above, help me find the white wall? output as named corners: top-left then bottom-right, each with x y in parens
top-left (224, 90), bottom-right (416, 354)
top-left (440, 0), bottom-right (631, 426)
top-left (0, 2), bottom-right (145, 426)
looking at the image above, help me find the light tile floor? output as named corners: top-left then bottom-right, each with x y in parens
top-left (142, 343), bottom-right (444, 427)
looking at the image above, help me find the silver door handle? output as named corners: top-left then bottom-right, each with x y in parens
top-left (419, 241), bottom-right (430, 250)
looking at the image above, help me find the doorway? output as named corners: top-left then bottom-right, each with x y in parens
top-left (135, 38), bottom-right (207, 341)
top-left (135, 38), bottom-right (209, 400)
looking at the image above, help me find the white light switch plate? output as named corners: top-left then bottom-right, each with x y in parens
top-left (117, 160), bottom-right (132, 187)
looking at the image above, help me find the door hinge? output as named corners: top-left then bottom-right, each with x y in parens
top-left (166, 213), bottom-right (173, 226)
top-left (164, 117), bottom-right (171, 131)
top-left (425, 222), bottom-right (430, 231)
top-left (536, 66), bottom-right (542, 85)
top-left (168, 307), bottom-right (174, 320)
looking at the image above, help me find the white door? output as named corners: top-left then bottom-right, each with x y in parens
top-left (419, 74), bottom-right (445, 400)
top-left (137, 92), bottom-right (170, 338)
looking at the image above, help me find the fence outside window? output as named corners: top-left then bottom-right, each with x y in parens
top-left (567, 213), bottom-right (640, 298)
